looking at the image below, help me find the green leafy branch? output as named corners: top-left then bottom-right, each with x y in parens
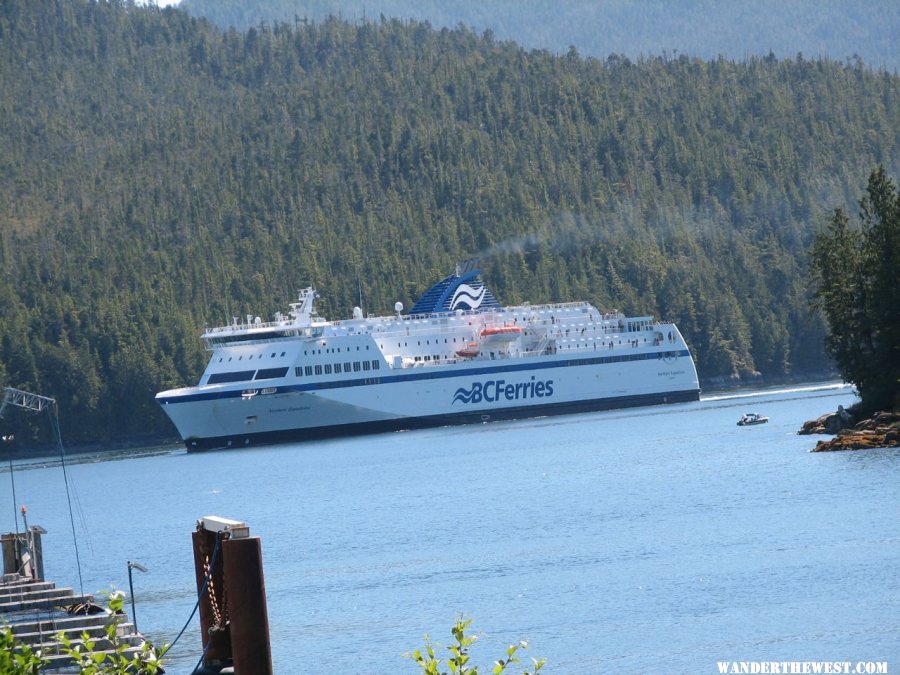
top-left (0, 623), bottom-right (47, 674)
top-left (0, 590), bottom-right (166, 675)
top-left (407, 618), bottom-right (546, 675)
top-left (56, 591), bottom-right (166, 675)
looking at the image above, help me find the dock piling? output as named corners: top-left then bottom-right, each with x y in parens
top-left (1, 526), bottom-right (45, 580)
top-left (223, 533), bottom-right (273, 674)
top-left (192, 515), bottom-right (272, 674)
top-left (1, 532), bottom-right (17, 575)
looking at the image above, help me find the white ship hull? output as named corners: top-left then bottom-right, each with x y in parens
top-left (156, 264), bottom-right (700, 451)
top-left (158, 350), bottom-right (697, 451)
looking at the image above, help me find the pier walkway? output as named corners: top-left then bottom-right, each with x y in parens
top-left (1, 571), bottom-right (151, 670)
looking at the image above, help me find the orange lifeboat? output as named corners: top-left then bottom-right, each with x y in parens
top-left (455, 342), bottom-right (480, 358)
top-left (480, 325), bottom-right (523, 342)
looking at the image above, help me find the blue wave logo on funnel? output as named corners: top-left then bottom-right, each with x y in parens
top-left (449, 284), bottom-right (486, 311)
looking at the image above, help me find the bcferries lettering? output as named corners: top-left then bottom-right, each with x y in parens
top-left (453, 377), bottom-right (554, 405)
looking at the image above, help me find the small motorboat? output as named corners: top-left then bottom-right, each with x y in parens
top-left (737, 413), bottom-right (769, 426)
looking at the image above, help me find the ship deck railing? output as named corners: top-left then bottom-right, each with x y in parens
top-left (391, 333), bottom-right (683, 369)
top-left (201, 304), bottom-right (677, 345)
top-left (372, 316), bottom-right (668, 341)
top-left (203, 317), bottom-right (325, 336)
top-left (203, 301), bottom-right (605, 336)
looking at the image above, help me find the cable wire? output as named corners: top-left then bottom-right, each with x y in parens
top-left (8, 456), bottom-right (21, 555)
top-left (48, 404), bottom-right (84, 597)
top-left (190, 633), bottom-right (215, 675)
top-left (160, 530), bottom-right (223, 665)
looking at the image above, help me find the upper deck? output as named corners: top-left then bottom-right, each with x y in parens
top-left (192, 265), bottom-right (688, 392)
top-left (200, 293), bottom-right (661, 349)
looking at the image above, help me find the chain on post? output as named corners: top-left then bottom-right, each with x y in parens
top-left (198, 527), bottom-right (231, 633)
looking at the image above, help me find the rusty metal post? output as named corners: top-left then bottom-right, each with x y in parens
top-left (29, 527), bottom-right (44, 581)
top-left (1, 533), bottom-right (18, 575)
top-left (191, 528), bottom-right (232, 667)
top-left (223, 535), bottom-right (273, 675)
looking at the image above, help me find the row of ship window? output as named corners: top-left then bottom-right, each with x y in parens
top-left (218, 351), bottom-right (287, 363)
top-left (304, 345), bottom-right (369, 355)
top-left (206, 359), bottom-right (382, 385)
top-left (207, 366), bottom-right (289, 384)
top-left (296, 360), bottom-right (382, 377)
top-left (383, 338), bottom-right (462, 349)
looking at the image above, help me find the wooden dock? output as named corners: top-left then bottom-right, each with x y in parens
top-left (1, 552), bottom-right (153, 670)
top-left (2, 514), bottom-right (273, 673)
top-left (1, 387), bottom-right (162, 670)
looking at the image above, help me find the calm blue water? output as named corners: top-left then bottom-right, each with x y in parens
top-left (3, 383), bottom-right (899, 673)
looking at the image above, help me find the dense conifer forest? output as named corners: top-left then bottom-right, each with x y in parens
top-left (1, 0), bottom-right (898, 445)
top-left (179, 0), bottom-right (900, 73)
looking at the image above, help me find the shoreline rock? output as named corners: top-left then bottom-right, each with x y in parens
top-left (800, 408), bottom-right (900, 452)
top-left (798, 405), bottom-right (853, 435)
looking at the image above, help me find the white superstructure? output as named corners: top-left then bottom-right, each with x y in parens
top-left (156, 263), bottom-right (700, 451)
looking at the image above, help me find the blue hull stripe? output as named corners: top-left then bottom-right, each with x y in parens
top-left (158, 349), bottom-right (692, 405)
top-left (184, 388), bottom-right (700, 452)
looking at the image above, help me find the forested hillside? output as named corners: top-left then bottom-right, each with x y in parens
top-left (179, 0), bottom-right (900, 73)
top-left (1, 0), bottom-right (898, 445)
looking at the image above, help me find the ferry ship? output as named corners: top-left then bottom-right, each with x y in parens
top-left (156, 261), bottom-right (700, 451)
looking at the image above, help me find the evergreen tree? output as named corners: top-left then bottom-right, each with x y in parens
top-left (811, 167), bottom-right (900, 413)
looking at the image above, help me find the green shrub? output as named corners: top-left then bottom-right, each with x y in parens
top-left (55, 591), bottom-right (166, 675)
top-left (407, 618), bottom-right (546, 675)
top-left (0, 623), bottom-right (47, 674)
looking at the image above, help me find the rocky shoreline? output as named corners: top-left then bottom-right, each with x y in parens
top-left (799, 408), bottom-right (900, 452)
